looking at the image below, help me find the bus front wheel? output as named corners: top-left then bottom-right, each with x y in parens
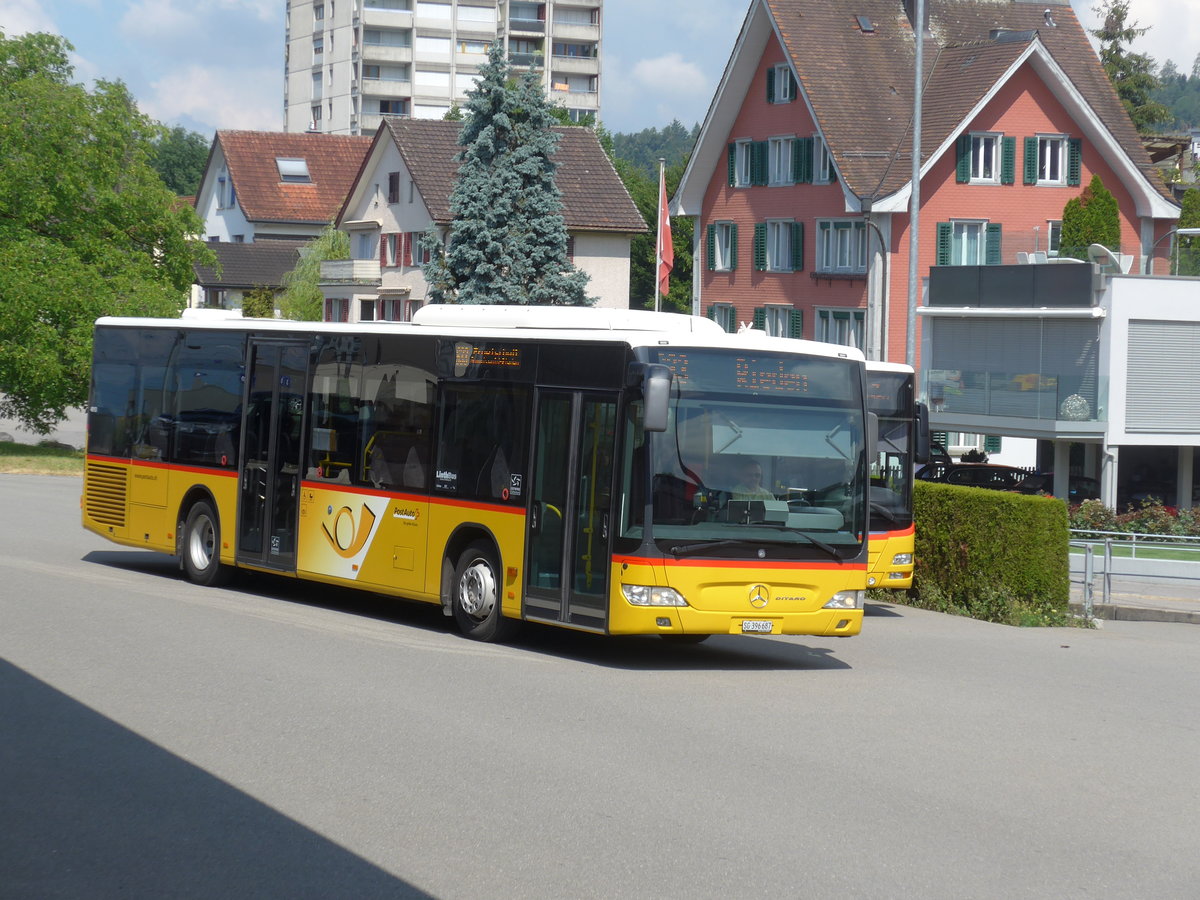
top-left (451, 542), bottom-right (516, 642)
top-left (182, 500), bottom-right (232, 587)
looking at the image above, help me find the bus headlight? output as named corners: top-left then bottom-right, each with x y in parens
top-left (823, 590), bottom-right (864, 610)
top-left (622, 584), bottom-right (689, 607)
top-left (892, 553), bottom-right (913, 566)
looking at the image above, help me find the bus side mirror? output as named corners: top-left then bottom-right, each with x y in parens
top-left (914, 401), bottom-right (931, 465)
top-left (867, 411), bottom-right (879, 458)
top-left (630, 363), bottom-right (671, 433)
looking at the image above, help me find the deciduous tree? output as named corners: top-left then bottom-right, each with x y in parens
top-left (0, 31), bottom-right (213, 432)
top-left (149, 125), bottom-right (211, 196)
top-left (278, 225), bottom-right (349, 321)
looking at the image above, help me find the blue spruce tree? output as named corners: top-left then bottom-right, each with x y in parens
top-left (422, 46), bottom-right (592, 305)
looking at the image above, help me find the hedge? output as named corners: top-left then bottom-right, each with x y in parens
top-left (904, 481), bottom-right (1070, 623)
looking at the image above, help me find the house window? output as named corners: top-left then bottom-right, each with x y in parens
top-left (950, 221), bottom-right (985, 265)
top-left (387, 171), bottom-right (400, 203)
top-left (708, 221), bottom-right (737, 271)
top-left (324, 298), bottom-right (349, 322)
top-left (1038, 136), bottom-right (1065, 184)
top-left (311, 104), bottom-right (322, 124)
top-left (971, 134), bottom-right (998, 183)
top-left (763, 305), bottom-right (792, 337)
top-left (360, 299), bottom-right (376, 321)
top-left (232, 234), bottom-right (244, 243)
top-left (314, 4), bottom-right (325, 21)
top-left (565, 236), bottom-right (575, 261)
top-left (761, 219), bottom-right (800, 272)
top-left (708, 303), bottom-right (736, 333)
top-left (410, 232), bottom-right (432, 266)
top-left (405, 298), bottom-right (423, 320)
top-left (379, 99), bottom-right (409, 115)
top-left (1047, 220), bottom-right (1062, 257)
top-left (377, 298), bottom-right (404, 321)
top-left (276, 158), bottom-right (311, 183)
top-left (816, 309), bottom-right (865, 349)
top-left (313, 37), bottom-right (324, 55)
top-left (354, 231), bottom-right (376, 260)
top-left (363, 65), bottom-right (380, 79)
top-left (769, 64), bottom-right (795, 103)
top-left (768, 137), bottom-right (794, 185)
top-left (735, 140), bottom-right (753, 187)
top-left (816, 220), bottom-right (867, 273)
top-left (814, 136), bottom-right (835, 184)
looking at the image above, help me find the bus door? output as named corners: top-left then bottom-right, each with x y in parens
top-left (524, 392), bottom-right (617, 632)
top-left (237, 340), bottom-right (308, 571)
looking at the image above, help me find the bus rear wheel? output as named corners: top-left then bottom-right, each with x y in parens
top-left (452, 542), bottom-right (517, 642)
top-left (181, 500), bottom-right (232, 587)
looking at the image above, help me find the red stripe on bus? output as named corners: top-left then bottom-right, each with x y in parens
top-left (613, 555), bottom-right (866, 572)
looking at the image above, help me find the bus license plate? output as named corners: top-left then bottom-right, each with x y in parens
top-left (742, 620), bottom-right (773, 634)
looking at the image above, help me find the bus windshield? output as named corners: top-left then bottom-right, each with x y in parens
top-left (866, 369), bottom-right (914, 531)
top-left (620, 349), bottom-right (867, 557)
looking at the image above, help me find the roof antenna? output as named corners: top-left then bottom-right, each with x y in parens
top-left (1043, 9), bottom-right (1057, 27)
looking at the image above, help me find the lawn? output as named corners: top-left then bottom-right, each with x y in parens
top-left (0, 441), bottom-right (84, 476)
top-left (1070, 541), bottom-right (1200, 563)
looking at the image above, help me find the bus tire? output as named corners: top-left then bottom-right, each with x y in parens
top-left (451, 542), bottom-right (516, 642)
top-left (181, 500), bottom-right (232, 587)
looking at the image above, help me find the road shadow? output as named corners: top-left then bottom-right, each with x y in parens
top-left (83, 549), bottom-right (852, 672)
top-left (0, 658), bottom-right (431, 899)
top-left (864, 601), bottom-right (906, 617)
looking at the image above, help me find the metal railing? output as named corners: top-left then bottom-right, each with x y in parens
top-left (1069, 529), bottom-right (1200, 559)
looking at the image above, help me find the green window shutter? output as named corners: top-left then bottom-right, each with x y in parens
top-left (766, 67), bottom-right (775, 103)
top-left (727, 144), bottom-right (736, 186)
top-left (936, 222), bottom-right (952, 266)
top-left (931, 431), bottom-right (949, 448)
top-left (1001, 137), bottom-right (1015, 185)
top-left (985, 223), bottom-right (1002, 265)
top-left (706, 304), bottom-right (715, 320)
top-left (983, 435), bottom-right (1002, 454)
top-left (793, 137), bottom-right (813, 183)
top-left (1023, 137), bottom-right (1038, 184)
top-left (791, 221), bottom-right (804, 271)
top-left (955, 135), bottom-right (971, 183)
top-left (729, 224), bottom-right (738, 271)
top-left (1067, 138), bottom-right (1082, 186)
top-left (789, 308), bottom-right (803, 338)
top-left (752, 141), bottom-right (768, 186)
top-left (752, 307), bottom-right (766, 330)
top-left (753, 222), bottom-right (767, 271)
top-left (706, 224), bottom-right (716, 270)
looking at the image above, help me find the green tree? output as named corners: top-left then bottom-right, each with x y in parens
top-left (1175, 188), bottom-right (1200, 276)
top-left (1090, 0), bottom-right (1171, 131)
top-left (0, 31), bottom-right (214, 432)
top-left (278, 225), bottom-right (349, 321)
top-left (149, 125), bottom-right (210, 196)
top-left (422, 46), bottom-right (591, 305)
top-left (240, 285), bottom-right (278, 318)
top-left (1059, 175), bottom-right (1122, 259)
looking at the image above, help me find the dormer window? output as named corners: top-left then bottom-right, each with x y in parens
top-left (277, 158), bottom-right (312, 183)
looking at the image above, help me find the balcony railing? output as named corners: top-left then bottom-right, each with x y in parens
top-left (507, 17), bottom-right (545, 33)
top-left (320, 259), bottom-right (381, 284)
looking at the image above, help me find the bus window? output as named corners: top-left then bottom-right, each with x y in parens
top-left (89, 327), bottom-right (177, 460)
top-left (169, 333), bottom-right (244, 468)
top-left (307, 340), bottom-right (362, 482)
top-left (434, 384), bottom-right (530, 502)
top-left (362, 362), bottom-right (434, 491)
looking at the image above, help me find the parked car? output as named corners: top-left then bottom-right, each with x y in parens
top-left (1013, 473), bottom-right (1101, 502)
top-left (915, 462), bottom-right (1030, 490)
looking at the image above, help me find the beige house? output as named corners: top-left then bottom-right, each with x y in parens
top-left (320, 117), bottom-right (646, 321)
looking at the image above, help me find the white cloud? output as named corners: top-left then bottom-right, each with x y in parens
top-left (141, 64), bottom-right (280, 132)
top-left (118, 0), bottom-right (199, 43)
top-left (630, 53), bottom-right (709, 97)
top-left (0, 0), bottom-right (59, 35)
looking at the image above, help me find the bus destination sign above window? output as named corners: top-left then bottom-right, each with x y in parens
top-left (655, 350), bottom-right (816, 396)
top-left (440, 341), bottom-right (532, 380)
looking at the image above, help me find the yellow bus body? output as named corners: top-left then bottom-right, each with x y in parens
top-left (866, 525), bottom-right (914, 590)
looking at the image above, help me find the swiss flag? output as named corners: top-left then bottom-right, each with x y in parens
top-left (656, 165), bottom-right (673, 299)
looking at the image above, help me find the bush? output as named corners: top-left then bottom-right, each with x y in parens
top-left (241, 285), bottom-right (277, 319)
top-left (899, 481), bottom-right (1069, 624)
top-left (1068, 497), bottom-right (1200, 539)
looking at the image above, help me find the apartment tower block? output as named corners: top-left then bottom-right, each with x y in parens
top-left (284, 0), bottom-right (603, 135)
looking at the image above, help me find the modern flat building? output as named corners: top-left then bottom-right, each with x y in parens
top-left (284, 0), bottom-right (602, 135)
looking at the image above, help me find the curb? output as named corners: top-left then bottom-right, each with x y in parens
top-left (1068, 602), bottom-right (1200, 625)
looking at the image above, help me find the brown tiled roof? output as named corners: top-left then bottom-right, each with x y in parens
top-left (380, 118), bottom-right (647, 233)
top-left (765, 0), bottom-right (1170, 202)
top-left (217, 131), bottom-right (374, 224)
top-left (194, 240), bottom-right (303, 289)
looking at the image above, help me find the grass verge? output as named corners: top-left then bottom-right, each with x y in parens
top-left (0, 440), bottom-right (84, 476)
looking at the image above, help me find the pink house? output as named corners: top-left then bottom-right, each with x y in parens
top-left (673, 0), bottom-right (1180, 364)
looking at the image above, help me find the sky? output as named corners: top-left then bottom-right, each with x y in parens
top-left (1, 0), bottom-right (1196, 138)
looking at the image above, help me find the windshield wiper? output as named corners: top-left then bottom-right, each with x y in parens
top-left (870, 501), bottom-right (902, 525)
top-left (669, 532), bottom-right (844, 562)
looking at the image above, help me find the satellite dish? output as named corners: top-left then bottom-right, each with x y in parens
top-left (1087, 243), bottom-right (1122, 274)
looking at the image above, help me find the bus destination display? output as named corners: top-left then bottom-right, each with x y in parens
top-left (656, 350), bottom-right (812, 396)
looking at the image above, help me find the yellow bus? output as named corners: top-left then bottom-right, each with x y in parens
top-left (82, 305), bottom-right (872, 642)
top-left (865, 361), bottom-right (928, 589)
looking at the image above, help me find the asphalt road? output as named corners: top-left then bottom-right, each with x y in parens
top-left (3, 475), bottom-right (1200, 898)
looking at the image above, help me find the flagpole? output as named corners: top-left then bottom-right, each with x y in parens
top-left (655, 157), bottom-right (665, 313)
